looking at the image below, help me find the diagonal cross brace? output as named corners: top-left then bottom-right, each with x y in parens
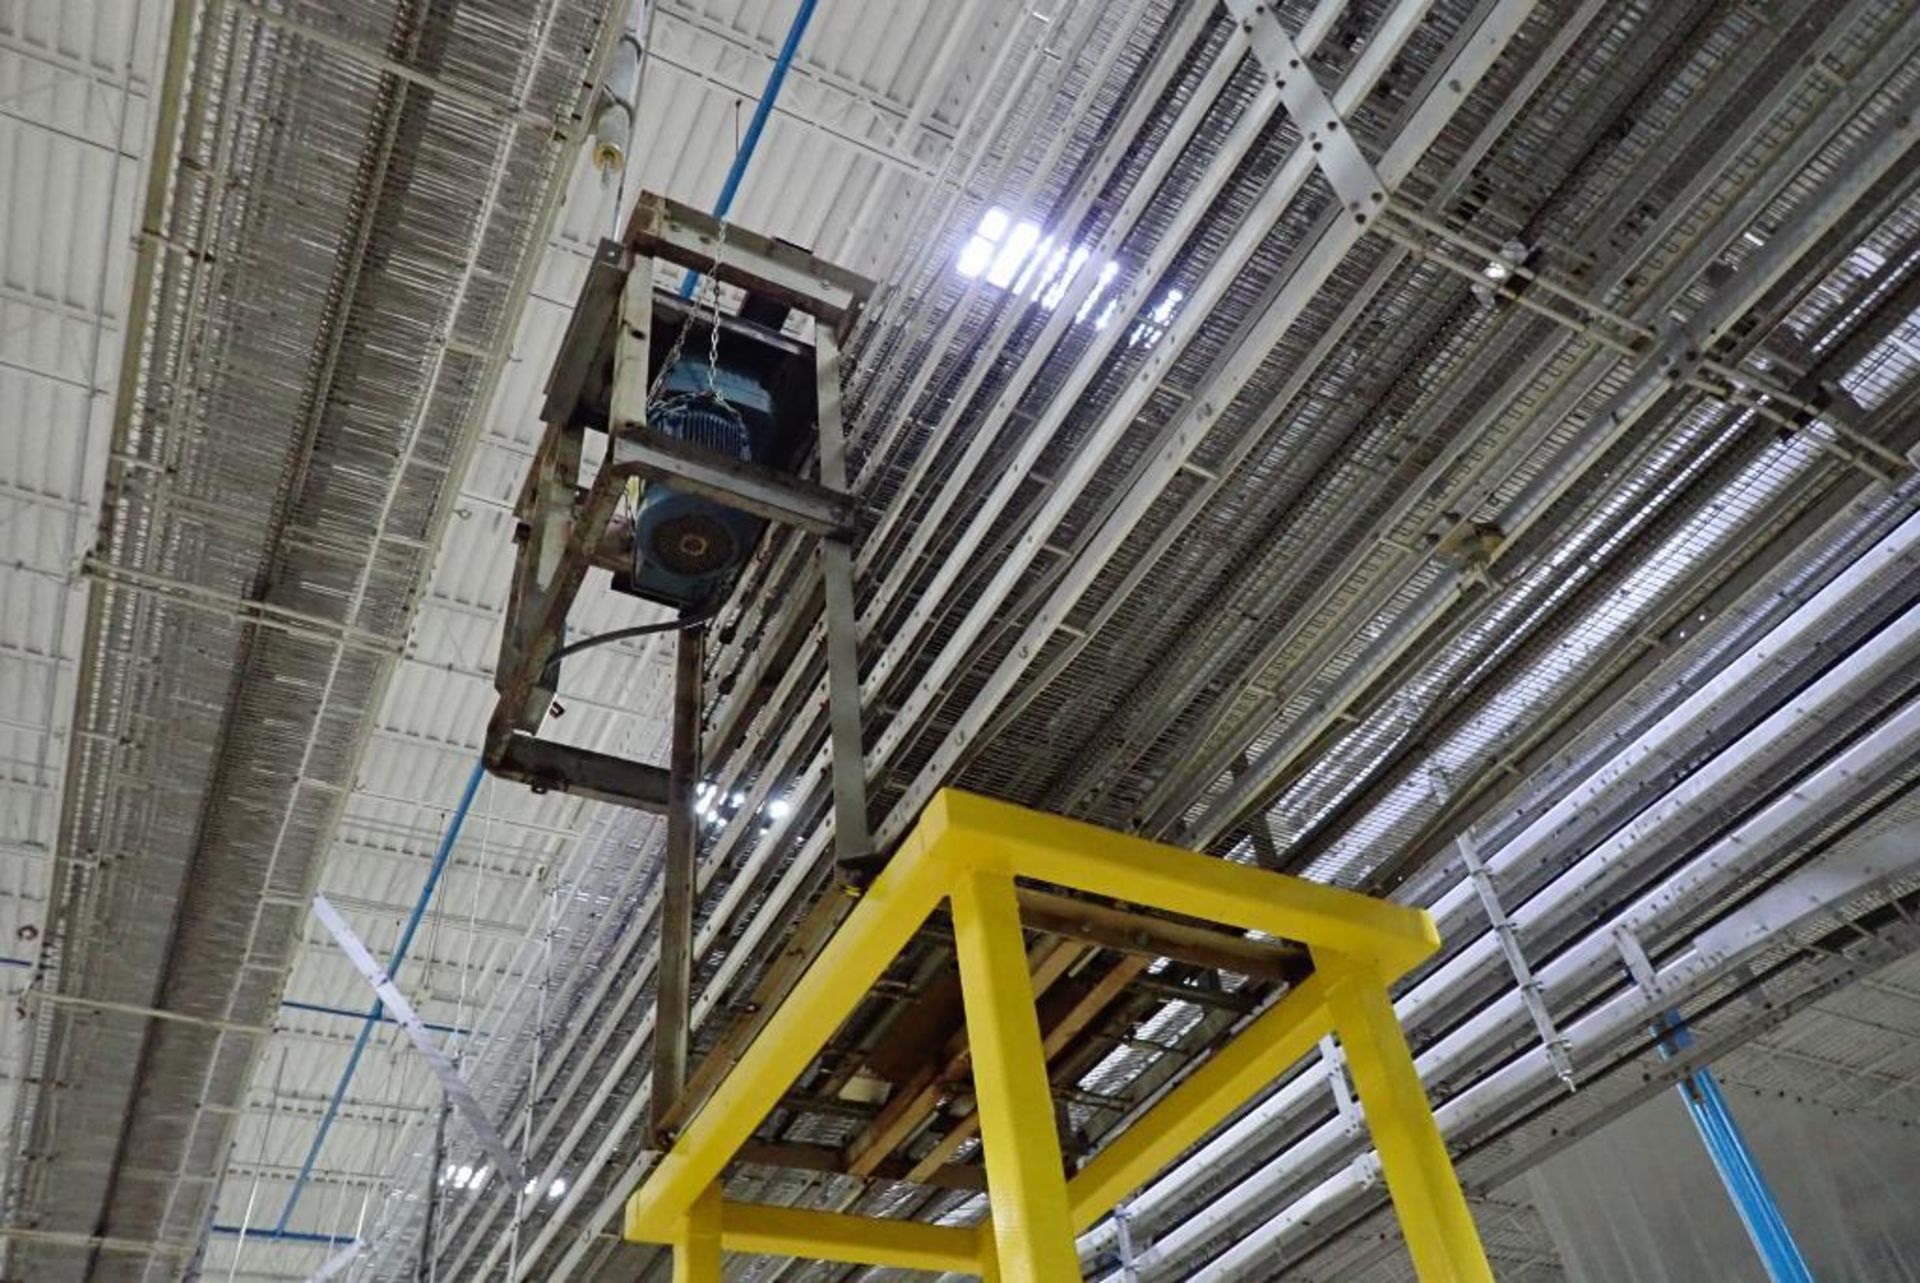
top-left (310, 894), bottom-right (528, 1189)
top-left (1225, 0), bottom-right (1388, 219)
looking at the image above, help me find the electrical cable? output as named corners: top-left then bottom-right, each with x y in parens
top-left (540, 607), bottom-right (717, 684)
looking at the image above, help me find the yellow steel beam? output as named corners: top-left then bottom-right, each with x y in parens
top-left (625, 826), bottom-right (949, 1242)
top-left (977, 1225), bottom-right (1003, 1283)
top-left (1067, 974), bottom-right (1329, 1231)
top-left (950, 868), bottom-right (1081, 1283)
top-left (627, 788), bottom-right (1485, 1283)
top-left (929, 791), bottom-right (1439, 971)
top-left (721, 1204), bottom-right (981, 1273)
top-left (671, 1183), bottom-right (723, 1283)
top-left (1322, 955), bottom-right (1493, 1283)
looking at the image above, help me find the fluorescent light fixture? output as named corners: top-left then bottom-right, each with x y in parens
top-left (1078, 260), bottom-right (1120, 323)
top-left (1040, 245), bottom-right (1091, 310)
top-left (987, 218), bottom-right (1043, 288)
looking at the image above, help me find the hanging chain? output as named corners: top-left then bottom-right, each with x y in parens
top-left (645, 214), bottom-right (745, 437)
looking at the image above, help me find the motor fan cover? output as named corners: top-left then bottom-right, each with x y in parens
top-left (630, 358), bottom-right (774, 609)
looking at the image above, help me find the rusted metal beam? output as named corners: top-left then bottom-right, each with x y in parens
top-left (653, 622), bottom-right (706, 1142)
top-left (1015, 887), bottom-right (1306, 983)
top-left (608, 430), bottom-right (854, 534)
top-left (662, 885), bottom-right (853, 1138)
top-left (485, 731), bottom-right (670, 811)
top-left (625, 191), bottom-right (873, 332)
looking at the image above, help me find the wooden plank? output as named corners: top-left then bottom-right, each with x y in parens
top-left (903, 956), bottom-right (1147, 1185)
top-left (842, 941), bottom-right (1082, 1177)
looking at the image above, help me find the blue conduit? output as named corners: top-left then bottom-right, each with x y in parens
top-left (678, 0), bottom-right (820, 297)
top-left (275, 757), bottom-right (489, 1232)
top-left (211, 1225), bottom-right (354, 1246)
top-left (1658, 1015), bottom-right (1816, 1283)
top-left (268, 0), bottom-right (820, 1234)
top-left (279, 997), bottom-right (468, 1038)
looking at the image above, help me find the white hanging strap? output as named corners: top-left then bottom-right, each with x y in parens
top-left (1458, 834), bottom-right (1576, 1090)
top-left (1319, 1033), bottom-right (1362, 1137)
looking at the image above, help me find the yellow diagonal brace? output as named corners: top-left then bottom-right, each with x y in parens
top-left (626, 826), bottom-right (949, 1241)
top-left (672, 1183), bottom-right (722, 1283)
top-left (929, 790), bottom-right (1439, 971)
top-left (1322, 955), bottom-right (1492, 1283)
top-left (950, 868), bottom-right (1080, 1283)
top-left (1068, 974), bottom-right (1329, 1231)
top-left (722, 1204), bottom-right (981, 1273)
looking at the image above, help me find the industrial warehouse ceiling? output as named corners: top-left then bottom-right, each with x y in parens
top-left (3, 0), bottom-right (1920, 1281)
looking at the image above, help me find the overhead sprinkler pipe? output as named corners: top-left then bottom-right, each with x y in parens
top-left (275, 758), bottom-right (488, 1232)
top-left (210, 1225), bottom-right (354, 1246)
top-left (678, 0), bottom-right (819, 296)
top-left (1659, 1017), bottom-right (1815, 1283)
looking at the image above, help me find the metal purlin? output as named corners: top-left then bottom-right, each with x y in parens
top-left (276, 757), bottom-right (489, 1231)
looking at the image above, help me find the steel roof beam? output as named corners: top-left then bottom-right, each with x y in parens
top-left (1126, 6), bottom-right (1920, 837)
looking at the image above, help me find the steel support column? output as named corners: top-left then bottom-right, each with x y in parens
top-left (950, 868), bottom-right (1080, 1283)
top-left (817, 327), bottom-right (871, 873)
top-left (654, 621), bottom-right (705, 1140)
top-left (1321, 955), bottom-right (1493, 1283)
top-left (671, 1183), bottom-right (723, 1283)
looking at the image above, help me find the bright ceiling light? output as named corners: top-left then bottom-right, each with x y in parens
top-left (955, 206), bottom-right (1010, 278)
top-left (987, 219), bottom-right (1043, 288)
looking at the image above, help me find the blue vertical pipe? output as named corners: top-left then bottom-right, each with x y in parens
top-left (677, 0), bottom-right (820, 297)
top-left (274, 757), bottom-right (488, 1232)
top-left (271, 0), bottom-right (819, 1233)
top-left (1657, 1015), bottom-right (1815, 1283)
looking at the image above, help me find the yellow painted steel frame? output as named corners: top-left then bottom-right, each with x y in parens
top-left (625, 790), bottom-right (1493, 1282)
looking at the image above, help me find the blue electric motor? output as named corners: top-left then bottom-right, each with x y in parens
top-left (631, 358), bottom-right (774, 609)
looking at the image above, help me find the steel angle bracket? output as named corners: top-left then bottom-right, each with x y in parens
top-left (1458, 834), bottom-right (1576, 1089)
